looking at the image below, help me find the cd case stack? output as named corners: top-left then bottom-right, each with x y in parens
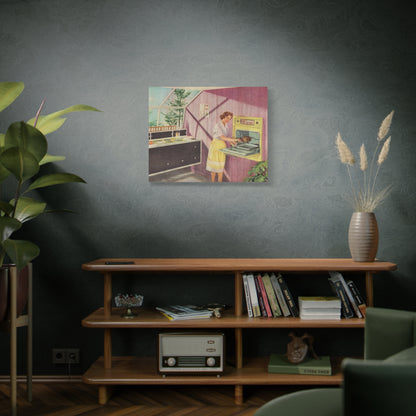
top-left (298, 296), bottom-right (341, 320)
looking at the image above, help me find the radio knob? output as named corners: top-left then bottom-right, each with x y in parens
top-left (167, 357), bottom-right (176, 367)
top-left (206, 357), bottom-right (216, 367)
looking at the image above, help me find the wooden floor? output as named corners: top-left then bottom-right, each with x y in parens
top-left (0, 380), bottom-right (309, 416)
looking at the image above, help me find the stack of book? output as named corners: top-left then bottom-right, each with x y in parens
top-left (328, 271), bottom-right (366, 318)
top-left (242, 272), bottom-right (299, 318)
top-left (298, 296), bottom-right (341, 320)
top-left (156, 305), bottom-right (213, 321)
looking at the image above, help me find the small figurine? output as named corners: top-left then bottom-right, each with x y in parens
top-left (286, 331), bottom-right (319, 364)
top-left (199, 303), bottom-right (228, 318)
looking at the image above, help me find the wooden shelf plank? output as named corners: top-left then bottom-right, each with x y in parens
top-left (82, 308), bottom-right (365, 329)
top-left (82, 258), bottom-right (397, 273)
top-left (83, 356), bottom-right (344, 386)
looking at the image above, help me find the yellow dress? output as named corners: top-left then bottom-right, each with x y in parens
top-left (206, 138), bottom-right (226, 172)
top-left (206, 121), bottom-right (228, 172)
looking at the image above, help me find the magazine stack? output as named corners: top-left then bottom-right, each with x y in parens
top-left (156, 305), bottom-right (213, 320)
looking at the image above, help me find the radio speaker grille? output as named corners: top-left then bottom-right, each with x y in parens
top-left (177, 356), bottom-right (205, 367)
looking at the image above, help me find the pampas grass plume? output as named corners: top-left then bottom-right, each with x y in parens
top-left (378, 136), bottom-right (391, 165)
top-left (336, 133), bottom-right (356, 166)
top-left (359, 144), bottom-right (368, 171)
top-left (377, 110), bottom-right (394, 141)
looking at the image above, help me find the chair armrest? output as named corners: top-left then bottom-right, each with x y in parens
top-left (253, 388), bottom-right (342, 416)
top-left (343, 358), bottom-right (416, 416)
top-left (364, 307), bottom-right (416, 359)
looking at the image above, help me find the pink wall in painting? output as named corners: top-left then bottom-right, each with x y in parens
top-left (183, 87), bottom-right (267, 182)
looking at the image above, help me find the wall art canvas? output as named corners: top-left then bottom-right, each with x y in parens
top-left (148, 87), bottom-right (268, 183)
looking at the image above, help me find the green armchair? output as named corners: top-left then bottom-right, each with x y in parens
top-left (253, 307), bottom-right (416, 416)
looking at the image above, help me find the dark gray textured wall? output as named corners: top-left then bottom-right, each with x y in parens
top-left (0, 0), bottom-right (415, 374)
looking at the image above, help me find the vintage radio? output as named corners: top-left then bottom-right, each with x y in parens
top-left (158, 332), bottom-right (224, 375)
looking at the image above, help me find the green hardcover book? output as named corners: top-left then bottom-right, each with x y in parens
top-left (268, 354), bottom-right (332, 375)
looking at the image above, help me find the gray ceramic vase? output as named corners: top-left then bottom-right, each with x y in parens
top-left (348, 212), bottom-right (379, 262)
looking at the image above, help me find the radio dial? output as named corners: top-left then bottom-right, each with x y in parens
top-left (167, 357), bottom-right (176, 367)
top-left (206, 357), bottom-right (216, 367)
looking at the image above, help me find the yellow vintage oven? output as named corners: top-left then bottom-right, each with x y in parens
top-left (220, 116), bottom-right (263, 161)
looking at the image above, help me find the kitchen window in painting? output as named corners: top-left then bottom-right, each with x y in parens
top-left (148, 86), bottom-right (268, 183)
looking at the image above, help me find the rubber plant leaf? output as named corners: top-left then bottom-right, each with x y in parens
top-left (39, 154), bottom-right (66, 166)
top-left (0, 160), bottom-right (11, 183)
top-left (25, 172), bottom-right (86, 192)
top-left (0, 82), bottom-right (24, 112)
top-left (4, 121), bottom-right (47, 162)
top-left (0, 147), bottom-right (39, 182)
top-left (9, 197), bottom-right (46, 223)
top-left (27, 104), bottom-right (101, 135)
top-left (0, 201), bottom-right (13, 216)
top-left (0, 217), bottom-right (22, 243)
top-left (28, 116), bottom-right (66, 136)
top-left (2, 239), bottom-right (40, 271)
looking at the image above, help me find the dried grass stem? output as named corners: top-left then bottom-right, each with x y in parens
top-left (335, 111), bottom-right (394, 212)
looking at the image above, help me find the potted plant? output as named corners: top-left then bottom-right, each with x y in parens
top-left (0, 82), bottom-right (99, 320)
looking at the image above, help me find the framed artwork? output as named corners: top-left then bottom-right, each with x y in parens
top-left (148, 86), bottom-right (268, 183)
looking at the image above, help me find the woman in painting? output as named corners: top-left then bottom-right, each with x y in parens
top-left (206, 111), bottom-right (238, 182)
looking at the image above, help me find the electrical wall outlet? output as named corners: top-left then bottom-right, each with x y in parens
top-left (52, 348), bottom-right (80, 364)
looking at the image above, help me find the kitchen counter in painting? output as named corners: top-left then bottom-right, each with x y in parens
top-left (149, 136), bottom-right (198, 149)
top-left (149, 137), bottom-right (201, 176)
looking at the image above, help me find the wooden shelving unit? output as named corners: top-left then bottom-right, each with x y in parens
top-left (0, 264), bottom-right (33, 416)
top-left (81, 258), bottom-right (397, 405)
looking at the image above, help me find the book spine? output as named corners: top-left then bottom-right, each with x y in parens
top-left (277, 275), bottom-right (299, 317)
top-left (270, 273), bottom-right (291, 316)
top-left (347, 280), bottom-right (366, 317)
top-left (268, 366), bottom-right (332, 375)
top-left (297, 368), bottom-right (332, 376)
top-left (329, 272), bottom-right (362, 318)
top-left (247, 274), bottom-right (261, 317)
top-left (254, 276), bottom-right (268, 317)
top-left (261, 273), bottom-right (282, 317)
top-left (328, 278), bottom-right (354, 318)
top-left (242, 274), bottom-right (253, 317)
top-left (257, 274), bottom-right (273, 317)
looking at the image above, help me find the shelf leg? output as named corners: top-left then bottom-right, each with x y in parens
top-left (101, 271), bottom-right (113, 404)
top-left (235, 384), bottom-right (243, 405)
top-left (103, 271), bottom-right (112, 369)
top-left (10, 267), bottom-right (17, 416)
top-left (365, 272), bottom-right (374, 307)
top-left (104, 329), bottom-right (112, 368)
top-left (99, 386), bottom-right (113, 405)
top-left (234, 272), bottom-right (244, 405)
top-left (27, 263), bottom-right (33, 402)
top-left (103, 272), bottom-right (112, 317)
top-left (234, 271), bottom-right (243, 317)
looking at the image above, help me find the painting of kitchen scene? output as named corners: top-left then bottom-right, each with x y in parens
top-left (148, 87), bottom-right (268, 182)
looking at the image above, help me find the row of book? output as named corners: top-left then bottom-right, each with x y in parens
top-left (243, 273), bottom-right (299, 318)
top-left (243, 271), bottom-right (366, 319)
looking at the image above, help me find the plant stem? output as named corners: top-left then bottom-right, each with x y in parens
top-left (12, 179), bottom-right (23, 218)
top-left (347, 165), bottom-right (358, 209)
top-left (34, 98), bottom-right (46, 128)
